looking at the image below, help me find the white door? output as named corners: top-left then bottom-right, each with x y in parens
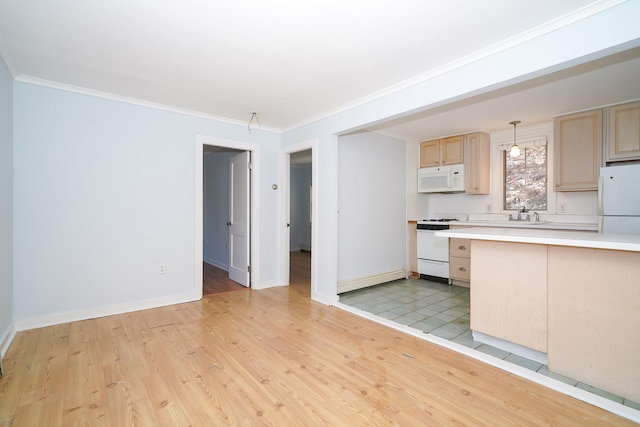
top-left (228, 151), bottom-right (250, 286)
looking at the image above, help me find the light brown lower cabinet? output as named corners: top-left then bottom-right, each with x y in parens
top-left (547, 246), bottom-right (640, 403)
top-left (470, 240), bottom-right (547, 353)
top-left (449, 238), bottom-right (470, 287)
top-left (470, 239), bottom-right (640, 403)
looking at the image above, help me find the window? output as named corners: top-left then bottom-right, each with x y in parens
top-left (504, 145), bottom-right (547, 211)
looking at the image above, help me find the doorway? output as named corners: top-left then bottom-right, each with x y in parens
top-left (202, 147), bottom-right (249, 295)
top-left (282, 142), bottom-right (315, 296)
top-left (195, 135), bottom-right (262, 299)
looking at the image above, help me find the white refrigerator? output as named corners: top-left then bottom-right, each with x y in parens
top-left (598, 163), bottom-right (640, 234)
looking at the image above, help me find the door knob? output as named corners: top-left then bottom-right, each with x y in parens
top-left (226, 221), bottom-right (231, 226)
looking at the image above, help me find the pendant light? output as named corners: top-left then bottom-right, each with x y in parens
top-left (509, 120), bottom-right (521, 157)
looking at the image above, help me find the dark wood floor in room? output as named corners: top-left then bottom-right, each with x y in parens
top-left (203, 250), bottom-right (311, 295)
top-left (1, 249), bottom-right (634, 426)
top-left (202, 262), bottom-right (246, 295)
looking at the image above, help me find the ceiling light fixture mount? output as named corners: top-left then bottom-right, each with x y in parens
top-left (509, 120), bottom-right (521, 157)
top-left (248, 112), bottom-right (261, 134)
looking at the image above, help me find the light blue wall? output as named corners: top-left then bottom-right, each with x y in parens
top-left (203, 151), bottom-right (234, 269)
top-left (12, 82), bottom-right (281, 324)
top-left (338, 132), bottom-right (406, 283)
top-left (0, 58), bottom-right (13, 352)
top-left (290, 166), bottom-right (312, 251)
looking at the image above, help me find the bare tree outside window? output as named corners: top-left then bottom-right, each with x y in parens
top-left (504, 146), bottom-right (547, 211)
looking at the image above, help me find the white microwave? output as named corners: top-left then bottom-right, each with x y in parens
top-left (418, 164), bottom-right (464, 193)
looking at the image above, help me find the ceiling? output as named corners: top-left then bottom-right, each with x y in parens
top-left (0, 1), bottom-right (638, 139)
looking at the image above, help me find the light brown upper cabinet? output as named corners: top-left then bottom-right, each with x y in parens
top-left (553, 109), bottom-right (603, 191)
top-left (464, 132), bottom-right (490, 194)
top-left (607, 101), bottom-right (640, 162)
top-left (419, 135), bottom-right (464, 167)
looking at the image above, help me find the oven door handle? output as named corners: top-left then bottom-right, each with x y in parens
top-left (420, 260), bottom-right (446, 265)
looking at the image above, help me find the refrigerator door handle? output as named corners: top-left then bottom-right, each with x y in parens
top-left (597, 174), bottom-right (604, 215)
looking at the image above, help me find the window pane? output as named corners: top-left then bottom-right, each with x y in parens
top-left (504, 145), bottom-right (547, 211)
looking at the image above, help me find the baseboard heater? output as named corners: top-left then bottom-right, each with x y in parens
top-left (337, 269), bottom-right (406, 294)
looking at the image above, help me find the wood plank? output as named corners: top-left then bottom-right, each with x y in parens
top-left (69, 318), bottom-right (99, 346)
top-left (0, 252), bottom-right (636, 425)
top-left (548, 246), bottom-right (640, 402)
top-left (470, 240), bottom-right (548, 352)
top-left (62, 340), bottom-right (110, 426)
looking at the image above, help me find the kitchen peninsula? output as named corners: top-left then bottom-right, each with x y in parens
top-left (436, 227), bottom-right (640, 404)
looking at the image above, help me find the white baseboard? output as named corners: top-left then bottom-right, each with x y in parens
top-left (337, 269), bottom-right (406, 294)
top-left (203, 258), bottom-right (228, 271)
top-left (473, 331), bottom-right (548, 365)
top-left (251, 279), bottom-right (281, 290)
top-left (14, 292), bottom-right (201, 332)
top-left (0, 322), bottom-right (16, 359)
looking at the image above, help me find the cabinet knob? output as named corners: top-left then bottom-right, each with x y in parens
top-left (459, 267), bottom-right (467, 272)
top-left (555, 184), bottom-right (559, 188)
top-left (458, 246), bottom-right (466, 250)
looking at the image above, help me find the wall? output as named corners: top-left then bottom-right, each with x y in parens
top-left (0, 58), bottom-right (13, 355)
top-left (337, 132), bottom-right (406, 284)
top-left (290, 166), bottom-right (312, 251)
top-left (12, 82), bottom-right (281, 328)
top-left (203, 151), bottom-right (235, 269)
top-left (429, 123), bottom-right (598, 222)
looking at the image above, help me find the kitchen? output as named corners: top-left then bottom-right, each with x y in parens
top-left (338, 94), bottom-right (640, 417)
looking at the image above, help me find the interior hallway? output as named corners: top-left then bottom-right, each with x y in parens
top-left (203, 250), bottom-right (311, 296)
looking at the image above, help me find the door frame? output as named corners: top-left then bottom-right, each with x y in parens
top-left (281, 139), bottom-right (316, 292)
top-left (195, 135), bottom-right (261, 297)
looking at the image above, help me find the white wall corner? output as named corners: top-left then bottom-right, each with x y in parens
top-left (0, 322), bottom-right (16, 359)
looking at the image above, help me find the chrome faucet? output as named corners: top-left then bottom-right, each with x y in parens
top-left (508, 197), bottom-right (530, 221)
top-left (533, 211), bottom-right (540, 222)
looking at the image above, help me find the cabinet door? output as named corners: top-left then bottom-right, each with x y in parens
top-left (450, 238), bottom-right (470, 258)
top-left (553, 110), bottom-right (603, 191)
top-left (464, 132), bottom-right (490, 194)
top-left (607, 102), bottom-right (640, 162)
top-left (450, 257), bottom-right (470, 281)
top-left (420, 139), bottom-right (441, 167)
top-left (471, 241), bottom-right (547, 352)
top-left (441, 135), bottom-right (464, 165)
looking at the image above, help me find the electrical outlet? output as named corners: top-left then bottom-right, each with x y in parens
top-left (159, 264), bottom-right (166, 274)
top-left (559, 204), bottom-right (567, 213)
top-left (486, 204), bottom-right (492, 213)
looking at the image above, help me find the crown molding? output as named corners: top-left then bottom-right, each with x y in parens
top-left (13, 75), bottom-right (283, 134)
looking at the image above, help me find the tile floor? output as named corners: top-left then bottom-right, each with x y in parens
top-left (339, 277), bottom-right (640, 411)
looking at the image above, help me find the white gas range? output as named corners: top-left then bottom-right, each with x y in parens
top-left (416, 219), bottom-right (459, 282)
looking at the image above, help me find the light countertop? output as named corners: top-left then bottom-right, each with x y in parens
top-left (436, 227), bottom-right (640, 252)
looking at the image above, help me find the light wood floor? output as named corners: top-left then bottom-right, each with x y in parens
top-left (0, 250), bottom-right (633, 426)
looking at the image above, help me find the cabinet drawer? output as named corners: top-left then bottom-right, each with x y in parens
top-left (450, 256), bottom-right (470, 281)
top-left (450, 238), bottom-right (471, 258)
